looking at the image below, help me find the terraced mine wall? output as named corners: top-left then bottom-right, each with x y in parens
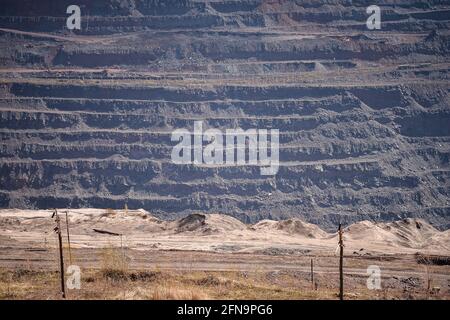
top-left (0, 0), bottom-right (449, 230)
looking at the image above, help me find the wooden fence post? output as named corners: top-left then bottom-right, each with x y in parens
top-left (52, 209), bottom-right (66, 299)
top-left (65, 210), bottom-right (72, 265)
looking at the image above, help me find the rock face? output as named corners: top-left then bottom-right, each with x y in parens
top-left (0, 0), bottom-right (449, 231)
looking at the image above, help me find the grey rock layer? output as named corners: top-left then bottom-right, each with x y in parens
top-left (0, 0), bottom-right (449, 231)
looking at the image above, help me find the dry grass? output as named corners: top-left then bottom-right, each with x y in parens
top-left (152, 286), bottom-right (208, 300)
top-left (120, 285), bottom-right (209, 300)
top-left (0, 264), bottom-right (448, 300)
top-left (100, 246), bottom-right (128, 279)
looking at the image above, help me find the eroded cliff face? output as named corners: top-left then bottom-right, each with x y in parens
top-left (0, 0), bottom-right (449, 230)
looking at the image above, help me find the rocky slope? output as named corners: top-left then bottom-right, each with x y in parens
top-left (0, 0), bottom-right (449, 231)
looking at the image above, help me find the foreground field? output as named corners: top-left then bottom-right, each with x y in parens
top-left (0, 209), bottom-right (449, 300)
top-left (0, 248), bottom-right (449, 300)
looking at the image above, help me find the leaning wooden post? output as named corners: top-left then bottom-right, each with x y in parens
top-left (120, 234), bottom-right (124, 268)
top-left (65, 210), bottom-right (72, 265)
top-left (52, 209), bottom-right (66, 299)
top-left (338, 223), bottom-right (344, 300)
top-left (310, 258), bottom-right (314, 290)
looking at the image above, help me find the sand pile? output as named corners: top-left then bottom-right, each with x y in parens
top-left (174, 213), bottom-right (206, 232)
top-left (1, 209), bottom-right (449, 254)
top-left (344, 221), bottom-right (391, 241)
top-left (63, 208), bottom-right (163, 235)
top-left (380, 219), bottom-right (441, 248)
top-left (343, 218), bottom-right (447, 250)
top-left (253, 218), bottom-right (328, 238)
top-left (171, 213), bottom-right (248, 235)
top-left (426, 230), bottom-right (450, 251)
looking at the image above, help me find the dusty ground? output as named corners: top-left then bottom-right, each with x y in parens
top-left (0, 208), bottom-right (449, 300)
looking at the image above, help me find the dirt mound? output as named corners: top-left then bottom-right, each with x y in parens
top-left (253, 218), bottom-right (328, 238)
top-left (173, 213), bottom-right (248, 234)
top-left (344, 221), bottom-right (382, 239)
top-left (1, 209), bottom-right (449, 254)
top-left (427, 230), bottom-right (450, 250)
top-left (63, 208), bottom-right (163, 235)
top-left (344, 218), bottom-right (444, 249)
top-left (380, 219), bottom-right (440, 247)
top-left (204, 214), bottom-right (248, 232)
top-left (176, 213), bottom-right (206, 232)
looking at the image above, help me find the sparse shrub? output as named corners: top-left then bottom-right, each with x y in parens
top-left (129, 271), bottom-right (160, 282)
top-left (416, 253), bottom-right (450, 266)
top-left (11, 269), bottom-right (40, 280)
top-left (195, 274), bottom-right (222, 286)
top-left (101, 268), bottom-right (128, 281)
top-left (100, 246), bottom-right (128, 281)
